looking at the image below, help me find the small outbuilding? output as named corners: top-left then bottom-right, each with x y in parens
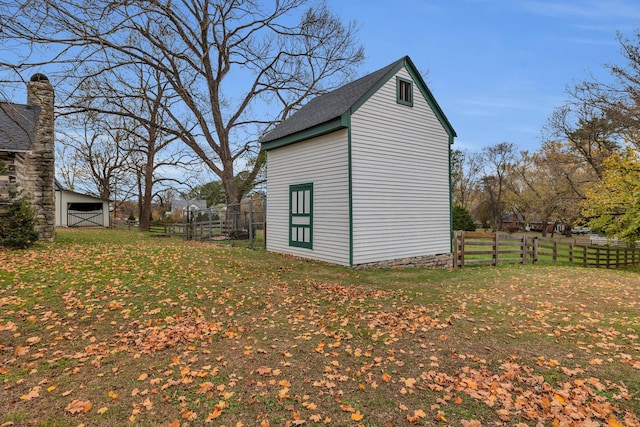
top-left (55, 180), bottom-right (110, 227)
top-left (260, 56), bottom-right (456, 268)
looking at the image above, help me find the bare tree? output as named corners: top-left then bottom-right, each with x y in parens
top-left (573, 31), bottom-right (640, 150)
top-left (1, 0), bottom-right (364, 208)
top-left (480, 142), bottom-right (517, 231)
top-left (450, 148), bottom-right (482, 212)
top-left (57, 112), bottom-right (134, 201)
top-left (104, 64), bottom-right (196, 231)
top-left (545, 104), bottom-right (620, 180)
top-left (54, 144), bottom-right (85, 191)
top-left (507, 150), bottom-right (582, 237)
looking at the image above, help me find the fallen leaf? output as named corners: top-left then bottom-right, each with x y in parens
top-left (206, 408), bottom-right (222, 421)
top-left (142, 397), bottom-right (153, 410)
top-left (256, 366), bottom-right (272, 376)
top-left (607, 415), bottom-right (624, 427)
top-left (14, 345), bottom-right (29, 356)
top-left (65, 399), bottom-right (93, 414)
top-left (20, 386), bottom-right (41, 400)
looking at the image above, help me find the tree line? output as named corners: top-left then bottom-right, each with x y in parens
top-left (2, 1), bottom-right (640, 243)
top-left (0, 0), bottom-right (364, 230)
top-left (452, 30), bottom-right (640, 244)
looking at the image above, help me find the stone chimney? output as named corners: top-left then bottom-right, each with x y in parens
top-left (24, 73), bottom-right (55, 241)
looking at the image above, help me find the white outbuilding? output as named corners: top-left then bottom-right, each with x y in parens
top-left (55, 180), bottom-right (110, 228)
top-left (260, 56), bottom-right (456, 268)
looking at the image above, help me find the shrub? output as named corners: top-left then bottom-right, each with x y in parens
top-left (0, 197), bottom-right (39, 248)
top-left (452, 205), bottom-right (476, 231)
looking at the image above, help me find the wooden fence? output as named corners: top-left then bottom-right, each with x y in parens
top-left (453, 231), bottom-right (640, 268)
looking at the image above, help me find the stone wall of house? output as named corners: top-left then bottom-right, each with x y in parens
top-left (0, 152), bottom-right (26, 203)
top-left (22, 74), bottom-right (55, 241)
top-left (353, 253), bottom-right (453, 269)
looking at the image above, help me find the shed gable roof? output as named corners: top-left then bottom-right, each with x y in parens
top-left (55, 179), bottom-right (110, 201)
top-left (0, 102), bottom-right (40, 152)
top-left (260, 56), bottom-right (455, 150)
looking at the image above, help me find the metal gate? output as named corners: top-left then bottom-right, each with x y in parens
top-left (67, 202), bottom-right (104, 227)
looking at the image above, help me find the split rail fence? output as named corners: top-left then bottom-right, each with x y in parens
top-left (453, 231), bottom-right (640, 268)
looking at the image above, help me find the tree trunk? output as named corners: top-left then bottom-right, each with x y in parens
top-left (541, 217), bottom-right (549, 237)
top-left (138, 155), bottom-right (155, 232)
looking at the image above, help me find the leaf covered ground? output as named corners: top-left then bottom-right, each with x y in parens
top-left (1, 228), bottom-right (639, 426)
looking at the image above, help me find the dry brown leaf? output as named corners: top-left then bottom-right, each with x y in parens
top-left (65, 399), bottom-right (92, 414)
top-left (20, 386), bottom-right (41, 400)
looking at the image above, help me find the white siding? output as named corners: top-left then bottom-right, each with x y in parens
top-left (266, 130), bottom-right (350, 265)
top-left (55, 190), bottom-right (110, 227)
top-left (351, 68), bottom-right (451, 265)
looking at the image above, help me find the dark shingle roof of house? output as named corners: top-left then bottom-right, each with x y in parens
top-left (260, 58), bottom-right (404, 144)
top-left (0, 102), bottom-right (40, 152)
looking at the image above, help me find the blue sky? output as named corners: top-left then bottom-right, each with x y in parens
top-left (326, 0), bottom-right (640, 153)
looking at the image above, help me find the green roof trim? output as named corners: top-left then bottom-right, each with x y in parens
top-left (349, 56), bottom-right (457, 141)
top-left (404, 57), bottom-right (457, 141)
top-left (260, 117), bottom-right (347, 151)
top-left (260, 56), bottom-right (456, 151)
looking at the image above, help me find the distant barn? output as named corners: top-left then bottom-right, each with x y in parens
top-left (55, 180), bottom-right (110, 228)
top-left (260, 56), bottom-right (456, 268)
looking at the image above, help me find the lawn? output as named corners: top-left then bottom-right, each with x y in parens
top-left (1, 228), bottom-right (639, 426)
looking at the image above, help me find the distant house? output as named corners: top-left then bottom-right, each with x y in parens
top-left (55, 180), bottom-right (110, 227)
top-left (260, 56), bottom-right (456, 268)
top-left (501, 212), bottom-right (525, 231)
top-left (528, 220), bottom-right (559, 234)
top-left (0, 74), bottom-right (56, 240)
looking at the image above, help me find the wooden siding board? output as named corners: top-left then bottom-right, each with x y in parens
top-left (266, 130), bottom-right (350, 265)
top-left (351, 68), bottom-right (451, 265)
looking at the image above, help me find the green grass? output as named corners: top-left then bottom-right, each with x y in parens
top-left (1, 228), bottom-right (639, 426)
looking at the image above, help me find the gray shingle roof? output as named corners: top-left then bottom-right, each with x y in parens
top-left (260, 58), bottom-right (404, 144)
top-left (0, 102), bottom-right (40, 152)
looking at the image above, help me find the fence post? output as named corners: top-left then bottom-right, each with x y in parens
top-left (532, 237), bottom-right (538, 263)
top-left (569, 242), bottom-right (573, 264)
top-left (460, 231), bottom-right (465, 267)
top-left (208, 209), bottom-right (212, 240)
top-left (583, 246), bottom-right (587, 267)
top-left (493, 233), bottom-right (499, 266)
top-left (452, 232), bottom-right (458, 267)
top-left (521, 235), bottom-right (527, 264)
top-left (553, 240), bottom-right (558, 263)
